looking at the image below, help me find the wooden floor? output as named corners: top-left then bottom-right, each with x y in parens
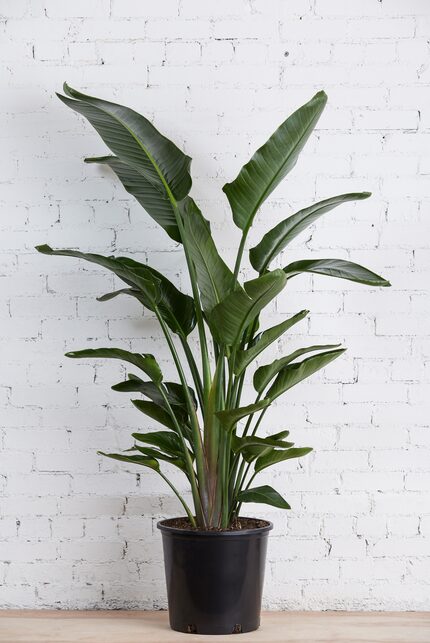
top-left (0, 610), bottom-right (429, 643)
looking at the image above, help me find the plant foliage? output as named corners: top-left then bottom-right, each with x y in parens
top-left (37, 84), bottom-right (390, 528)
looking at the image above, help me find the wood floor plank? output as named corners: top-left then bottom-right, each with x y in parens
top-left (0, 611), bottom-right (428, 643)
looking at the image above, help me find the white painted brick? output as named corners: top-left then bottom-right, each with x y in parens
top-left (45, 0), bottom-right (110, 18)
top-left (59, 540), bottom-right (123, 562)
top-left (371, 537), bottom-right (429, 558)
top-left (1, 0), bottom-right (429, 613)
top-left (329, 536), bottom-right (366, 559)
top-left (111, 0), bottom-right (178, 18)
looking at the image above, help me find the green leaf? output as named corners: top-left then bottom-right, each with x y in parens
top-left (97, 288), bottom-right (145, 303)
top-left (98, 452), bottom-right (160, 470)
top-left (250, 192), bottom-right (371, 274)
top-left (267, 348), bottom-right (346, 401)
top-left (237, 485), bottom-right (291, 510)
top-left (59, 83), bottom-right (192, 202)
top-left (209, 269), bottom-right (288, 346)
top-left (232, 432), bottom-right (294, 463)
top-left (181, 198), bottom-right (235, 313)
top-left (65, 348), bottom-right (163, 384)
top-left (234, 310), bottom-right (309, 376)
top-left (143, 264), bottom-right (196, 337)
top-left (131, 444), bottom-right (188, 472)
top-left (35, 245), bottom-right (161, 303)
top-left (36, 246), bottom-right (196, 336)
top-left (112, 375), bottom-right (195, 428)
top-left (223, 91), bottom-right (327, 232)
top-left (216, 399), bottom-right (270, 432)
top-left (131, 399), bottom-right (176, 430)
top-left (283, 259), bottom-right (391, 287)
top-left (85, 155), bottom-right (181, 242)
top-left (254, 344), bottom-right (341, 393)
top-left (132, 431), bottom-right (184, 457)
top-left (255, 447), bottom-right (313, 473)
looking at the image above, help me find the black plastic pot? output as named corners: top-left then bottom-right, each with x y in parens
top-left (157, 518), bottom-right (273, 635)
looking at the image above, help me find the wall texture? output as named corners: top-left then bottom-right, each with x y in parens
top-left (1, 0), bottom-right (430, 611)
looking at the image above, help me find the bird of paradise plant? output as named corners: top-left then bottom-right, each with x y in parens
top-left (37, 85), bottom-right (390, 529)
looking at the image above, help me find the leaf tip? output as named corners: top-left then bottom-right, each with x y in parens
top-left (314, 89), bottom-right (328, 104)
top-left (35, 244), bottom-right (52, 254)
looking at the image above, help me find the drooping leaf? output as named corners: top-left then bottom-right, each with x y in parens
top-left (283, 259), bottom-right (391, 287)
top-left (36, 245), bottom-right (161, 302)
top-left (181, 198), bottom-right (235, 313)
top-left (216, 399), bottom-right (270, 432)
top-left (254, 344), bottom-right (341, 393)
top-left (266, 348), bottom-right (346, 401)
top-left (142, 264), bottom-right (196, 337)
top-left (65, 348), bottom-right (163, 384)
top-left (255, 447), bottom-right (313, 473)
top-left (97, 288), bottom-right (145, 303)
top-left (209, 269), bottom-right (288, 346)
top-left (131, 399), bottom-right (176, 430)
top-left (36, 246), bottom-right (196, 337)
top-left (98, 452), bottom-right (160, 470)
top-left (223, 91), bottom-right (327, 232)
top-left (59, 83), bottom-right (192, 201)
top-left (234, 310), bottom-right (309, 376)
top-left (165, 382), bottom-right (198, 411)
top-left (132, 431), bottom-right (184, 457)
top-left (237, 485), bottom-right (291, 510)
top-left (131, 444), bottom-right (188, 473)
top-left (232, 432), bottom-right (294, 463)
top-left (249, 192), bottom-right (371, 273)
top-left (112, 375), bottom-right (196, 409)
top-left (86, 155), bottom-right (181, 242)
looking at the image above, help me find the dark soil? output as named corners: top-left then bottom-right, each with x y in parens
top-left (163, 517), bottom-right (270, 532)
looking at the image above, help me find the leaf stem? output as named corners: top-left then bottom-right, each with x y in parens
top-left (158, 469), bottom-right (196, 527)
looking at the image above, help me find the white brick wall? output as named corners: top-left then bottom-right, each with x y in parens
top-left (1, 0), bottom-right (429, 611)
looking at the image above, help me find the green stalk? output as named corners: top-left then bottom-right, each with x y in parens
top-left (144, 161), bottom-right (211, 406)
top-left (155, 308), bottom-right (209, 526)
top-left (179, 335), bottom-right (204, 411)
top-left (158, 469), bottom-right (196, 527)
top-left (172, 203), bottom-right (212, 404)
top-left (233, 230), bottom-right (247, 282)
top-left (157, 384), bottom-right (203, 526)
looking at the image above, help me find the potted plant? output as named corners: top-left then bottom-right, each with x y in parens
top-left (37, 84), bottom-right (389, 635)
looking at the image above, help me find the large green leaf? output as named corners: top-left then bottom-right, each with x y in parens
top-left (141, 264), bottom-right (196, 337)
top-left (283, 259), bottom-right (391, 287)
top-left (132, 431), bottom-right (184, 458)
top-left (266, 348), bottom-right (346, 401)
top-left (209, 269), bottom-right (288, 346)
top-left (112, 375), bottom-right (197, 410)
top-left (131, 399), bottom-right (176, 430)
top-left (237, 485), bottom-right (291, 510)
top-left (255, 447), bottom-right (313, 473)
top-left (232, 432), bottom-right (294, 463)
top-left (216, 400), bottom-right (270, 433)
top-left (58, 83), bottom-right (192, 202)
top-left (250, 192), bottom-right (371, 274)
top-left (131, 444), bottom-right (188, 473)
top-left (65, 348), bottom-right (163, 384)
top-left (181, 198), bottom-right (235, 313)
top-left (36, 245), bottom-right (160, 302)
top-left (223, 91), bottom-right (327, 232)
top-left (254, 344), bottom-right (340, 393)
top-left (233, 310), bottom-right (309, 376)
top-left (97, 287), bottom-right (146, 304)
top-left (36, 246), bottom-right (196, 337)
top-left (98, 452), bottom-right (159, 470)
top-left (86, 155), bottom-right (181, 242)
